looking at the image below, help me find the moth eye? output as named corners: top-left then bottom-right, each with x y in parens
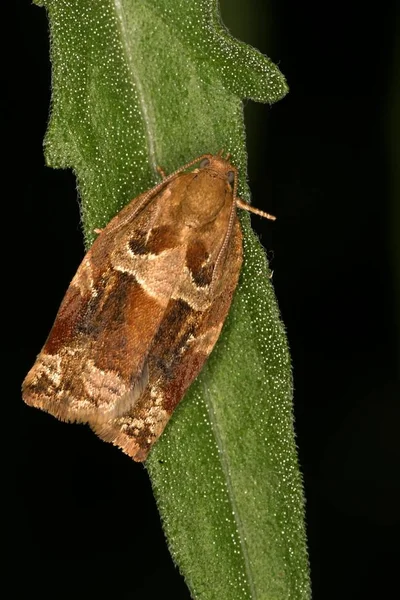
top-left (199, 158), bottom-right (210, 168)
top-left (227, 171), bottom-right (235, 184)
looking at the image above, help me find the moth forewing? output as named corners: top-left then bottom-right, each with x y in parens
top-left (22, 154), bottom-right (274, 461)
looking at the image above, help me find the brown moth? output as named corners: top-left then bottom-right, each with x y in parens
top-left (22, 153), bottom-right (275, 462)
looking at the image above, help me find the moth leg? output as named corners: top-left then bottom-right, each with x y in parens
top-left (236, 197), bottom-right (276, 221)
top-left (157, 166), bottom-right (168, 179)
top-left (94, 227), bottom-right (103, 235)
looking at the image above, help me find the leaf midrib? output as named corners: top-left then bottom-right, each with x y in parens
top-left (202, 374), bottom-right (258, 599)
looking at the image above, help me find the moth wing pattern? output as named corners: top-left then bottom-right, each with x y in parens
top-left (22, 179), bottom-right (188, 426)
top-left (22, 153), bottom-right (270, 462)
top-left (92, 216), bottom-right (243, 461)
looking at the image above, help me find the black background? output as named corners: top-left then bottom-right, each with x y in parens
top-left (10, 1), bottom-right (398, 598)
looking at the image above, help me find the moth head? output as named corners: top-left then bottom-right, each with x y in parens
top-left (198, 154), bottom-right (238, 192)
top-left (199, 157), bottom-right (211, 168)
top-left (227, 170), bottom-right (235, 185)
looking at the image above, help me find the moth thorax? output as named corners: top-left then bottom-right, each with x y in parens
top-left (181, 173), bottom-right (228, 227)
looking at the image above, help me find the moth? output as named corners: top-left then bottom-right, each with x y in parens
top-left (22, 153), bottom-right (275, 461)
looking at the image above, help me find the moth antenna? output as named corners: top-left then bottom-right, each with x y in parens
top-left (225, 152), bottom-right (231, 160)
top-left (236, 198), bottom-right (276, 221)
top-left (217, 148), bottom-right (223, 156)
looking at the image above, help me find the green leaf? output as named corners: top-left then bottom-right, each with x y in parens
top-left (37, 0), bottom-right (310, 598)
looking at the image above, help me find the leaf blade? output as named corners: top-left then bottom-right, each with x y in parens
top-left (37, 0), bottom-right (309, 598)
